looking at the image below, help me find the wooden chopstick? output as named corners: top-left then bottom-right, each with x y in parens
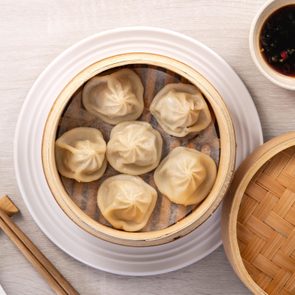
top-left (0, 208), bottom-right (79, 295)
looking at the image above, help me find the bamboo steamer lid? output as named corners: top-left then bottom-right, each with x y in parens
top-left (222, 132), bottom-right (295, 295)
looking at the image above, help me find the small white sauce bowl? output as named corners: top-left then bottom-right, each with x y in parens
top-left (249, 0), bottom-right (295, 90)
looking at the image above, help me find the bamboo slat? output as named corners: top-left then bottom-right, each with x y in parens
top-left (222, 132), bottom-right (295, 295)
top-left (238, 148), bottom-right (295, 294)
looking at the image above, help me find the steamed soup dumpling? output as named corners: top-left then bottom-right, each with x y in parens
top-left (55, 127), bottom-right (107, 182)
top-left (154, 147), bottom-right (217, 206)
top-left (97, 174), bottom-right (157, 231)
top-left (82, 69), bottom-right (144, 124)
top-left (150, 83), bottom-right (212, 137)
top-left (106, 121), bottom-right (163, 175)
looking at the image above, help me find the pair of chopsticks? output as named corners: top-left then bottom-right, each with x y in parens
top-left (0, 195), bottom-right (79, 295)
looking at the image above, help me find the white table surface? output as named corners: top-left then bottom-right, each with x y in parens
top-left (1, 0), bottom-right (294, 294)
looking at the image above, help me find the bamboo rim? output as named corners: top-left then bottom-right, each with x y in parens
top-left (222, 132), bottom-right (295, 294)
top-left (42, 52), bottom-right (236, 246)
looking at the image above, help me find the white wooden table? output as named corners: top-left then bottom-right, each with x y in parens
top-left (1, 0), bottom-right (294, 294)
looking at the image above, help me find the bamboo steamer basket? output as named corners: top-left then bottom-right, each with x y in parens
top-left (222, 132), bottom-right (295, 295)
top-left (42, 52), bottom-right (236, 247)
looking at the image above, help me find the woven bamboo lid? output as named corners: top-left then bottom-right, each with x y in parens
top-left (222, 132), bottom-right (295, 295)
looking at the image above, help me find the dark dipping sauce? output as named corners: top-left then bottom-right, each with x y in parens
top-left (260, 4), bottom-right (295, 76)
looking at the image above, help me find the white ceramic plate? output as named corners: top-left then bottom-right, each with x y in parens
top-left (0, 284), bottom-right (6, 295)
top-left (14, 27), bottom-right (263, 276)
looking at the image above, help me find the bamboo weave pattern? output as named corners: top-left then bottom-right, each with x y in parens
top-left (238, 147), bottom-right (295, 295)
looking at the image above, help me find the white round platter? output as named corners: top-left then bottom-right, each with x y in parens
top-left (14, 27), bottom-right (263, 276)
